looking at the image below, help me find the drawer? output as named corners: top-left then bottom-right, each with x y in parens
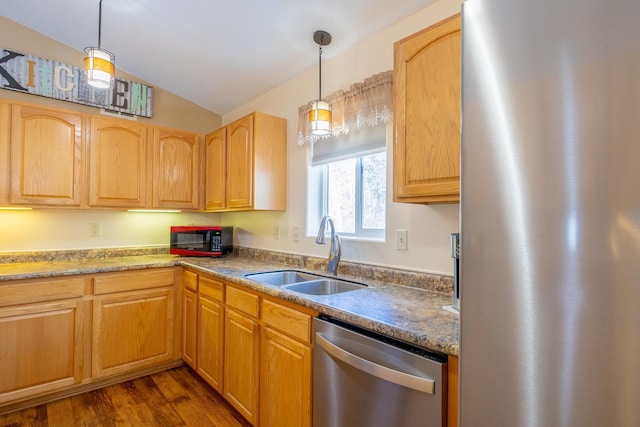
top-left (226, 285), bottom-right (259, 318)
top-left (94, 268), bottom-right (175, 295)
top-left (183, 270), bottom-right (198, 292)
top-left (262, 299), bottom-right (312, 344)
top-left (0, 276), bottom-right (86, 307)
top-left (199, 275), bottom-right (224, 302)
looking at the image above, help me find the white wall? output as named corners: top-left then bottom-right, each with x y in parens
top-left (222, 0), bottom-right (462, 276)
top-left (0, 210), bottom-right (222, 252)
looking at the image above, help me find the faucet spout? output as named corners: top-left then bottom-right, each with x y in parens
top-left (315, 215), bottom-right (341, 275)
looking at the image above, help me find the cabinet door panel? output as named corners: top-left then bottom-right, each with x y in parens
top-left (260, 327), bottom-right (311, 427)
top-left (204, 128), bottom-right (226, 210)
top-left (224, 308), bottom-right (259, 425)
top-left (89, 117), bottom-right (148, 207)
top-left (197, 296), bottom-right (224, 392)
top-left (10, 104), bottom-right (84, 206)
top-left (92, 288), bottom-right (174, 378)
top-left (0, 299), bottom-right (84, 404)
top-left (153, 129), bottom-right (200, 209)
top-left (182, 288), bottom-right (197, 368)
top-left (0, 102), bottom-right (10, 204)
top-left (226, 115), bottom-right (253, 209)
top-left (394, 14), bottom-right (461, 203)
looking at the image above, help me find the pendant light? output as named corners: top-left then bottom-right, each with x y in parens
top-left (84, 0), bottom-right (115, 89)
top-left (308, 30), bottom-right (332, 136)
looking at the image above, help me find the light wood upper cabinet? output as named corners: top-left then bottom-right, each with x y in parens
top-left (227, 115), bottom-right (253, 209)
top-left (393, 14), bottom-right (461, 204)
top-left (153, 128), bottom-right (201, 210)
top-left (204, 127), bottom-right (226, 210)
top-left (88, 116), bottom-right (149, 208)
top-left (0, 102), bottom-right (10, 205)
top-left (205, 112), bottom-right (287, 212)
top-left (10, 104), bottom-right (84, 206)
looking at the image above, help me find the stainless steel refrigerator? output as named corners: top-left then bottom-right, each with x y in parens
top-left (460, 0), bottom-right (640, 426)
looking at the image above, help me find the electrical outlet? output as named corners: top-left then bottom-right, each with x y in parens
top-left (396, 229), bottom-right (408, 251)
top-left (90, 222), bottom-right (102, 237)
top-left (293, 226), bottom-right (300, 241)
top-left (273, 225), bottom-right (280, 239)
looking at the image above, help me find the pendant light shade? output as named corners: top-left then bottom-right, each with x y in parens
top-left (309, 30), bottom-right (332, 136)
top-left (84, 0), bottom-right (115, 89)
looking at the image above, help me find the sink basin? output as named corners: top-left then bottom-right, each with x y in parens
top-left (244, 270), bottom-right (322, 286)
top-left (283, 279), bottom-right (366, 295)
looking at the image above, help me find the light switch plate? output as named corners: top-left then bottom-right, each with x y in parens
top-left (396, 229), bottom-right (408, 251)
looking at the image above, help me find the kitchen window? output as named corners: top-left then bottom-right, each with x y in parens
top-left (308, 124), bottom-right (387, 240)
top-left (298, 71), bottom-right (393, 240)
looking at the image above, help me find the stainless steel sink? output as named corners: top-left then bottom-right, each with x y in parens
top-left (244, 270), bottom-right (322, 286)
top-left (282, 279), bottom-right (366, 295)
top-left (244, 270), bottom-right (367, 295)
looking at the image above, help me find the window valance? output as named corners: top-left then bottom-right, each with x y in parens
top-left (297, 70), bottom-right (393, 145)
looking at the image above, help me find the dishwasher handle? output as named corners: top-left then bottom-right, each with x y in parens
top-left (315, 333), bottom-right (436, 394)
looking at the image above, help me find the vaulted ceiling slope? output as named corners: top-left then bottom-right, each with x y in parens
top-left (0, 0), bottom-right (432, 115)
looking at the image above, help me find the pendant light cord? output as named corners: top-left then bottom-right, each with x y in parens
top-left (97, 0), bottom-right (103, 49)
top-left (318, 45), bottom-right (323, 100)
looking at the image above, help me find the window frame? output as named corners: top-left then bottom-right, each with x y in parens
top-left (314, 149), bottom-right (386, 240)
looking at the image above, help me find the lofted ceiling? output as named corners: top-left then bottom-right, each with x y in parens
top-left (0, 0), bottom-right (434, 115)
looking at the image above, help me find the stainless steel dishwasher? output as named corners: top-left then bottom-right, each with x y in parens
top-left (313, 316), bottom-right (446, 427)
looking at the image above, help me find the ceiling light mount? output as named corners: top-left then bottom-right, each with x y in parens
top-left (308, 30), bottom-right (332, 137)
top-left (84, 0), bottom-right (115, 89)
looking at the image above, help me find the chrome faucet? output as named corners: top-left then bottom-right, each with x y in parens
top-left (315, 215), bottom-right (341, 275)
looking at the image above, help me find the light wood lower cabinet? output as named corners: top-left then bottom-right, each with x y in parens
top-left (181, 287), bottom-right (198, 369)
top-left (260, 299), bottom-right (313, 427)
top-left (92, 287), bottom-right (175, 379)
top-left (224, 286), bottom-right (261, 426)
top-left (196, 276), bottom-right (225, 393)
top-left (91, 268), bottom-right (176, 379)
top-left (0, 298), bottom-right (85, 405)
top-left (181, 269), bottom-right (198, 369)
top-left (0, 275), bottom-right (87, 406)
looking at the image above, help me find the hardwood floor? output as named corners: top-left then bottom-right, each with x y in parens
top-left (0, 367), bottom-right (251, 427)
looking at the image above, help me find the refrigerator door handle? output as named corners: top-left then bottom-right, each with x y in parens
top-left (316, 333), bottom-right (436, 394)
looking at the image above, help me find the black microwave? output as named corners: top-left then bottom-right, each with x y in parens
top-left (170, 226), bottom-right (233, 257)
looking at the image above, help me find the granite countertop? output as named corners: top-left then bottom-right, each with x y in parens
top-left (0, 253), bottom-right (459, 356)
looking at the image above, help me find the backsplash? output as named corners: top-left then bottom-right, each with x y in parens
top-left (0, 246), bottom-right (453, 294)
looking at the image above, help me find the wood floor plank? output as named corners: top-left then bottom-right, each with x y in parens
top-left (0, 367), bottom-right (250, 427)
top-left (46, 398), bottom-right (76, 426)
top-left (129, 376), bottom-right (185, 426)
top-left (165, 368), bottom-right (250, 426)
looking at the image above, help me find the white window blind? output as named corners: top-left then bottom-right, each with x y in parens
top-left (311, 123), bottom-right (386, 166)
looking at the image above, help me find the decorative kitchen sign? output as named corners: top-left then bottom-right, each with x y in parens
top-left (0, 48), bottom-right (153, 117)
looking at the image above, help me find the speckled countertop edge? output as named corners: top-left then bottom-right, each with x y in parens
top-left (0, 249), bottom-right (459, 356)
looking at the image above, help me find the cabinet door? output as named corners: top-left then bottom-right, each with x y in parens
top-left (10, 104), bottom-right (84, 206)
top-left (181, 288), bottom-right (197, 369)
top-left (0, 102), bottom-right (9, 205)
top-left (92, 287), bottom-right (174, 378)
top-left (0, 299), bottom-right (84, 404)
top-left (226, 115), bottom-right (253, 209)
top-left (89, 116), bottom-right (149, 208)
top-left (260, 327), bottom-right (312, 427)
top-left (223, 308), bottom-right (259, 425)
top-left (393, 14), bottom-right (461, 203)
top-left (153, 128), bottom-right (200, 209)
top-left (197, 295), bottom-right (224, 393)
top-left (204, 127), bottom-right (226, 210)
